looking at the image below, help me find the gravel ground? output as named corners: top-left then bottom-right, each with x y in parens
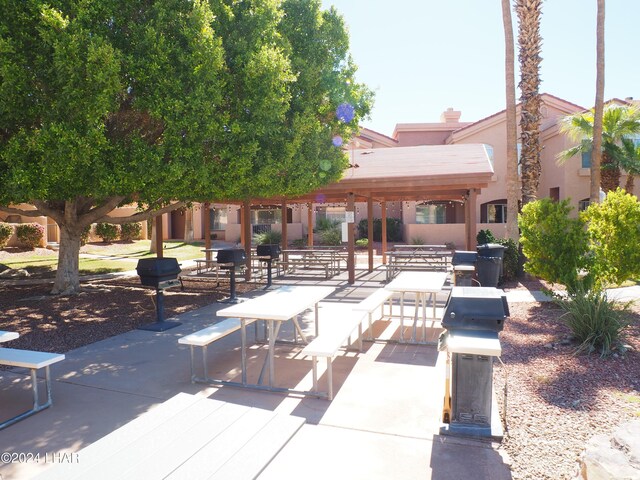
top-left (0, 265), bottom-right (638, 479)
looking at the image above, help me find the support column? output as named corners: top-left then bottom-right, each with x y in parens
top-left (465, 189), bottom-right (478, 250)
top-left (381, 201), bottom-right (388, 264)
top-left (281, 200), bottom-right (288, 252)
top-left (307, 202), bottom-right (313, 247)
top-left (367, 196), bottom-right (374, 272)
top-left (243, 200), bottom-right (252, 281)
top-left (347, 193), bottom-right (355, 284)
top-left (155, 215), bottom-right (164, 258)
top-left (203, 202), bottom-right (211, 261)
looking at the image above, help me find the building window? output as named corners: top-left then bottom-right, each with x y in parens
top-left (316, 206), bottom-right (346, 224)
top-left (578, 198), bottom-right (590, 211)
top-left (416, 202), bottom-right (446, 224)
top-left (483, 144), bottom-right (494, 167)
top-left (481, 200), bottom-right (507, 224)
top-left (209, 208), bottom-right (227, 230)
top-left (581, 150), bottom-right (592, 168)
top-left (251, 208), bottom-right (282, 225)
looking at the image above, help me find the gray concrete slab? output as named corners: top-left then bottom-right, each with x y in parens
top-left (0, 271), bottom-right (513, 479)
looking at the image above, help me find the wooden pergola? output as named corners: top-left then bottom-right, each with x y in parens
top-left (161, 143), bottom-right (493, 284)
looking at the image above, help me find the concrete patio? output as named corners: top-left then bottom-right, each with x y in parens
top-left (0, 268), bottom-right (512, 479)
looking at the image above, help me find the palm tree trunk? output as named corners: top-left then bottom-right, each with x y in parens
top-left (591, 0), bottom-right (605, 201)
top-left (601, 152), bottom-right (620, 193)
top-left (502, 0), bottom-right (519, 241)
top-left (516, 0), bottom-right (543, 205)
top-left (624, 174), bottom-right (634, 194)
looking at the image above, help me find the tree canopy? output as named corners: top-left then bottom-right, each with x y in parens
top-left (0, 0), bottom-right (373, 293)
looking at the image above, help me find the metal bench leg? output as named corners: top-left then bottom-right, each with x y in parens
top-left (327, 357), bottom-right (333, 401)
top-left (311, 356), bottom-right (318, 393)
top-left (202, 345), bottom-right (209, 380)
top-left (189, 346), bottom-right (196, 383)
top-left (0, 366), bottom-right (54, 431)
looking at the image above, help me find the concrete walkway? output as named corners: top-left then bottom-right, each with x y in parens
top-left (7, 268), bottom-right (637, 479)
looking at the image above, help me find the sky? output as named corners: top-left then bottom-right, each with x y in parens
top-left (320, 0), bottom-right (640, 136)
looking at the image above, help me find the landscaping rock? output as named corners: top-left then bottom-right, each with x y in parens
top-left (579, 420), bottom-right (640, 479)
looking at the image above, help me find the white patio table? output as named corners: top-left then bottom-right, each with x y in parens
top-left (384, 271), bottom-right (448, 344)
top-left (0, 331), bottom-right (19, 343)
top-left (216, 285), bottom-right (334, 394)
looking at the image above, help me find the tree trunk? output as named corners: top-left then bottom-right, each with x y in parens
top-left (516, 0), bottom-right (543, 205)
top-left (184, 207), bottom-right (194, 242)
top-left (624, 174), bottom-right (634, 194)
top-left (503, 0), bottom-right (520, 241)
top-left (591, 0), bottom-right (605, 202)
top-left (52, 226), bottom-right (82, 295)
top-left (150, 219), bottom-right (157, 253)
top-left (601, 151), bottom-right (620, 193)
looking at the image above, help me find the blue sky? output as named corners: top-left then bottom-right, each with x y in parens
top-left (321, 0), bottom-right (640, 136)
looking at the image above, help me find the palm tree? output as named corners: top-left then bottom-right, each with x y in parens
top-left (558, 104), bottom-right (640, 193)
top-left (502, 0), bottom-right (519, 241)
top-left (614, 137), bottom-right (640, 194)
top-left (516, 0), bottom-right (543, 205)
top-left (591, 0), bottom-right (605, 203)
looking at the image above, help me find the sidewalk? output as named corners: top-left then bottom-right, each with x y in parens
top-left (0, 270), bottom-right (513, 480)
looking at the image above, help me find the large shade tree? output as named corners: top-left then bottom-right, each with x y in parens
top-left (558, 104), bottom-right (640, 193)
top-left (516, 0), bottom-right (543, 205)
top-left (0, 0), bottom-right (372, 294)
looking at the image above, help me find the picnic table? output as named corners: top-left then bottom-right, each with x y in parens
top-left (386, 246), bottom-right (452, 281)
top-left (384, 271), bottom-right (448, 344)
top-left (213, 285), bottom-right (335, 395)
top-left (281, 249), bottom-right (342, 278)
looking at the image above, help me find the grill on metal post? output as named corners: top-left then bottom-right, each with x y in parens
top-left (256, 244), bottom-right (280, 289)
top-left (217, 248), bottom-right (246, 303)
top-left (438, 286), bottom-right (509, 438)
top-left (451, 251), bottom-right (477, 286)
top-left (135, 258), bottom-right (182, 331)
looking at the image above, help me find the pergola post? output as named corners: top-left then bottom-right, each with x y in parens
top-left (155, 215), bottom-right (163, 258)
top-left (367, 196), bottom-right (374, 272)
top-left (381, 201), bottom-right (387, 264)
top-left (243, 200), bottom-right (252, 281)
top-left (347, 193), bottom-right (355, 284)
top-left (281, 200), bottom-right (288, 252)
top-left (465, 189), bottom-right (478, 250)
top-left (307, 202), bottom-right (313, 247)
top-left (203, 202), bottom-right (211, 261)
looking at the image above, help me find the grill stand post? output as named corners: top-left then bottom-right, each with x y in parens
top-left (137, 288), bottom-right (182, 332)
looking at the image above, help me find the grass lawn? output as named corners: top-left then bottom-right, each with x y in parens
top-left (0, 240), bottom-right (206, 279)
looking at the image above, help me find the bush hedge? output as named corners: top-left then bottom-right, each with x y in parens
top-left (120, 222), bottom-right (142, 242)
top-left (0, 223), bottom-right (13, 249)
top-left (16, 223), bottom-right (45, 249)
top-left (357, 218), bottom-right (402, 242)
top-left (95, 223), bottom-right (120, 243)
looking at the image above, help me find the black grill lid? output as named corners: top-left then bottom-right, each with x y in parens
top-left (442, 286), bottom-right (509, 332)
top-left (451, 251), bottom-right (478, 266)
top-left (256, 244), bottom-right (281, 259)
top-left (217, 248), bottom-right (247, 265)
top-left (136, 258), bottom-right (181, 287)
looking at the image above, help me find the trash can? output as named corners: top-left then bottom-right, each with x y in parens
top-left (476, 243), bottom-right (505, 287)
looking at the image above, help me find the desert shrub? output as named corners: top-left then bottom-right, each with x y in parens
top-left (582, 188), bottom-right (640, 289)
top-left (16, 223), bottom-right (45, 249)
top-left (320, 228), bottom-right (342, 246)
top-left (0, 223), bottom-right (13, 249)
top-left (476, 229), bottom-right (497, 245)
top-left (315, 217), bottom-right (341, 232)
top-left (80, 225), bottom-right (92, 246)
top-left (120, 222), bottom-right (142, 242)
top-left (357, 218), bottom-right (403, 242)
top-left (519, 198), bottom-right (589, 292)
top-left (95, 223), bottom-right (120, 243)
top-left (556, 287), bottom-right (632, 357)
top-left (410, 236), bottom-right (425, 245)
top-left (255, 230), bottom-right (281, 245)
top-left (291, 238), bottom-right (306, 248)
top-left (355, 238), bottom-right (368, 248)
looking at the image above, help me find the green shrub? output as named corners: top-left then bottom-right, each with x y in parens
top-left (80, 225), bottom-right (92, 246)
top-left (16, 223), bottom-right (45, 249)
top-left (357, 218), bottom-right (403, 242)
top-left (95, 223), bottom-right (120, 243)
top-left (519, 198), bottom-right (589, 291)
top-left (556, 287), bottom-right (632, 357)
top-left (291, 238), bottom-right (306, 248)
top-left (320, 228), bottom-right (342, 246)
top-left (476, 229), bottom-right (497, 245)
top-left (497, 238), bottom-right (519, 282)
top-left (0, 223), bottom-right (13, 249)
top-left (315, 218), bottom-right (341, 232)
top-left (582, 188), bottom-right (640, 289)
top-left (255, 230), bottom-right (281, 245)
top-left (355, 238), bottom-right (368, 248)
top-left (120, 222), bottom-right (142, 242)
top-left (410, 236), bottom-right (425, 245)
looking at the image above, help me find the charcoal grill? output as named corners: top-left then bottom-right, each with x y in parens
top-left (438, 287), bottom-right (509, 438)
top-left (451, 251), bottom-right (477, 286)
top-left (217, 248), bottom-right (247, 302)
top-left (135, 258), bottom-right (182, 331)
top-left (256, 244), bottom-right (281, 289)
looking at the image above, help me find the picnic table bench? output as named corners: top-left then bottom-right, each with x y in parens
top-left (34, 392), bottom-right (304, 480)
top-left (386, 247), bottom-right (453, 281)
